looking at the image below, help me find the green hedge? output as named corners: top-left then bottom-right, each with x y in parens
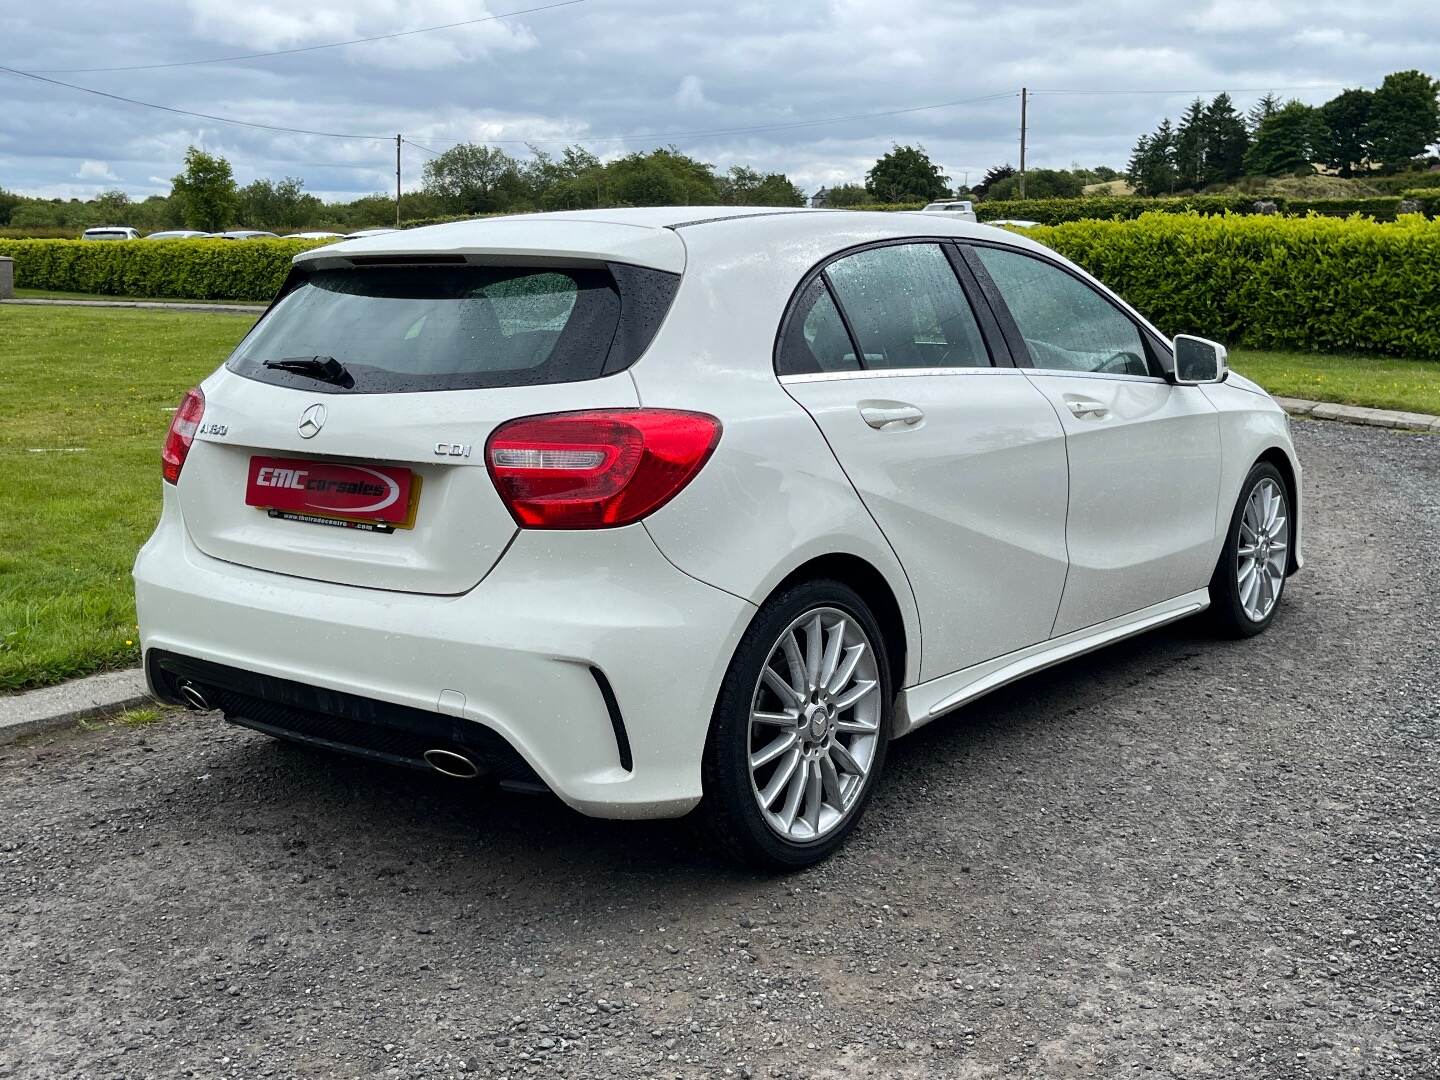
top-left (1024, 212), bottom-right (1440, 360)
top-left (1371, 171), bottom-right (1440, 194)
top-left (1283, 197), bottom-right (1404, 221)
top-left (976, 194), bottom-right (1263, 224)
top-left (0, 238), bottom-right (333, 300)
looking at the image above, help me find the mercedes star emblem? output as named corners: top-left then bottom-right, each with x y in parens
top-left (298, 403), bottom-right (327, 439)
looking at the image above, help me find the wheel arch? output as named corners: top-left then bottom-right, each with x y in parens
top-left (763, 553), bottom-right (911, 694)
top-left (1254, 444), bottom-right (1301, 575)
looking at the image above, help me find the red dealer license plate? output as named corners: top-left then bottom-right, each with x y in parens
top-left (245, 456), bottom-right (419, 532)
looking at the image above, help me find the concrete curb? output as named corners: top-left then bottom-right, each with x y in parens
top-left (1273, 396), bottom-right (1440, 433)
top-left (2, 298), bottom-right (264, 315)
top-left (0, 669), bottom-right (154, 746)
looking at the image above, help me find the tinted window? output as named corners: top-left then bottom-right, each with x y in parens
top-left (776, 280), bottom-right (860, 376)
top-left (228, 266), bottom-right (627, 393)
top-left (973, 247), bottom-right (1150, 377)
top-left (825, 244), bottom-right (990, 370)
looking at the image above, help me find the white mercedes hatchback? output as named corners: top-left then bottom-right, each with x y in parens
top-left (136, 207), bottom-right (1302, 868)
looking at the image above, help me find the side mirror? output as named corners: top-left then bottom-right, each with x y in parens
top-left (1171, 334), bottom-right (1228, 385)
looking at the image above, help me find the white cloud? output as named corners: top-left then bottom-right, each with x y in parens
top-left (185, 0), bottom-right (537, 70)
top-left (76, 160), bottom-right (119, 181)
top-left (674, 75), bottom-right (712, 111)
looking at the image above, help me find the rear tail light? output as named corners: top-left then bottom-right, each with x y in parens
top-left (162, 387), bottom-right (205, 485)
top-left (486, 409), bottom-right (721, 529)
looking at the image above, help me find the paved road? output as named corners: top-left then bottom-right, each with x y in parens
top-left (2, 419), bottom-right (1436, 1079)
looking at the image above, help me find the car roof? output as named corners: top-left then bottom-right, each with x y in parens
top-left (292, 207), bottom-right (1040, 276)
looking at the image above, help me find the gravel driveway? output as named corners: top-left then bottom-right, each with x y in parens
top-left (2, 419), bottom-right (1436, 1079)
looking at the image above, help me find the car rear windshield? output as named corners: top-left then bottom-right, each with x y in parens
top-left (227, 264), bottom-right (672, 393)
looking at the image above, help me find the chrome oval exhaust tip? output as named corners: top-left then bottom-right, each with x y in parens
top-left (424, 748), bottom-right (480, 780)
top-left (176, 680), bottom-right (209, 711)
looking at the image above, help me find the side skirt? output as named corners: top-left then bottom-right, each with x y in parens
top-left (894, 588), bottom-right (1210, 737)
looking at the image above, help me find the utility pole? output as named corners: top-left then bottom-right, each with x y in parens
top-left (395, 134), bottom-right (402, 228)
top-left (1018, 87), bottom-right (1028, 199)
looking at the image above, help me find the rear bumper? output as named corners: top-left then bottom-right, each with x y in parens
top-left (135, 487), bottom-right (755, 818)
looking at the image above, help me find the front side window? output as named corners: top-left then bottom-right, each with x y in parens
top-left (824, 244), bottom-right (990, 371)
top-left (972, 247), bottom-right (1150, 377)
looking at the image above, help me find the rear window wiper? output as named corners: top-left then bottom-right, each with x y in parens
top-left (261, 355), bottom-right (353, 387)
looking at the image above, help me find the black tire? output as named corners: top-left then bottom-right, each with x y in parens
top-left (698, 579), bottom-right (893, 871)
top-left (1208, 461), bottom-right (1291, 638)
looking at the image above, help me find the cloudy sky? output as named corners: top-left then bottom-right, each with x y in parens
top-left (3, 0), bottom-right (1438, 202)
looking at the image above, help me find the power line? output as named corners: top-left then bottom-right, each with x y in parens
top-left (1033, 84), bottom-right (1351, 96)
top-left (23, 0), bottom-right (593, 74)
top-left (0, 64), bottom-right (391, 140)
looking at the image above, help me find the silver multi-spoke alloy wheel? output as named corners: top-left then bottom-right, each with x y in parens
top-left (747, 606), bottom-right (882, 843)
top-left (1236, 476), bottom-right (1289, 622)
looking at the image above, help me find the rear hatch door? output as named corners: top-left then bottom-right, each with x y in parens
top-left (175, 259), bottom-right (674, 594)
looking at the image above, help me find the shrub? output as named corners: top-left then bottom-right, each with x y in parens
top-left (1023, 213), bottom-right (1440, 360)
top-left (0, 238), bottom-right (333, 300)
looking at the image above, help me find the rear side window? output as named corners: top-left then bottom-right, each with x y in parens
top-left (824, 244), bottom-right (990, 371)
top-left (228, 264), bottom-right (676, 393)
top-left (776, 280), bottom-right (861, 376)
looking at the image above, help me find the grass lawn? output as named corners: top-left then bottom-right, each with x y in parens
top-left (0, 306), bottom-right (250, 691)
top-left (14, 287), bottom-right (261, 306)
top-left (1230, 348), bottom-right (1440, 416)
top-left (0, 305), bottom-right (1435, 694)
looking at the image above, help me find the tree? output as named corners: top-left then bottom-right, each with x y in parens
top-left (1247, 93), bottom-right (1281, 135)
top-left (0, 188), bottom-right (21, 225)
top-left (1201, 93), bottom-right (1250, 184)
top-left (1174, 98), bottom-right (1209, 190)
top-left (865, 144), bottom-right (950, 202)
top-left (718, 165), bottom-right (805, 207)
top-left (823, 183), bottom-right (870, 207)
top-left (972, 164), bottom-right (1015, 198)
top-left (421, 144), bottom-right (523, 213)
top-left (603, 148), bottom-right (719, 206)
top-left (1126, 120), bottom-right (1179, 195)
top-left (1319, 88), bottom-right (1374, 176)
top-left (526, 145), bottom-right (606, 210)
top-left (89, 189), bottom-right (133, 225)
top-left (130, 194), bottom-right (178, 232)
top-left (987, 168), bottom-right (1083, 200)
top-left (1368, 70), bottom-right (1440, 171)
top-left (1244, 100), bottom-right (1327, 176)
top-left (237, 176), bottom-right (322, 230)
top-left (170, 146), bottom-right (237, 232)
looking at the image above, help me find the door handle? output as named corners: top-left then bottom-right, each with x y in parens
top-left (1066, 399), bottom-right (1109, 419)
top-left (859, 403), bottom-right (925, 430)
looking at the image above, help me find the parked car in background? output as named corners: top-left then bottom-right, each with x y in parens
top-left (144, 230), bottom-right (211, 240)
top-left (81, 226), bottom-right (139, 240)
top-left (137, 208), bottom-right (1302, 869)
top-left (214, 230), bottom-right (281, 240)
top-left (285, 231), bottom-right (345, 239)
top-left (915, 200), bottom-right (977, 221)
